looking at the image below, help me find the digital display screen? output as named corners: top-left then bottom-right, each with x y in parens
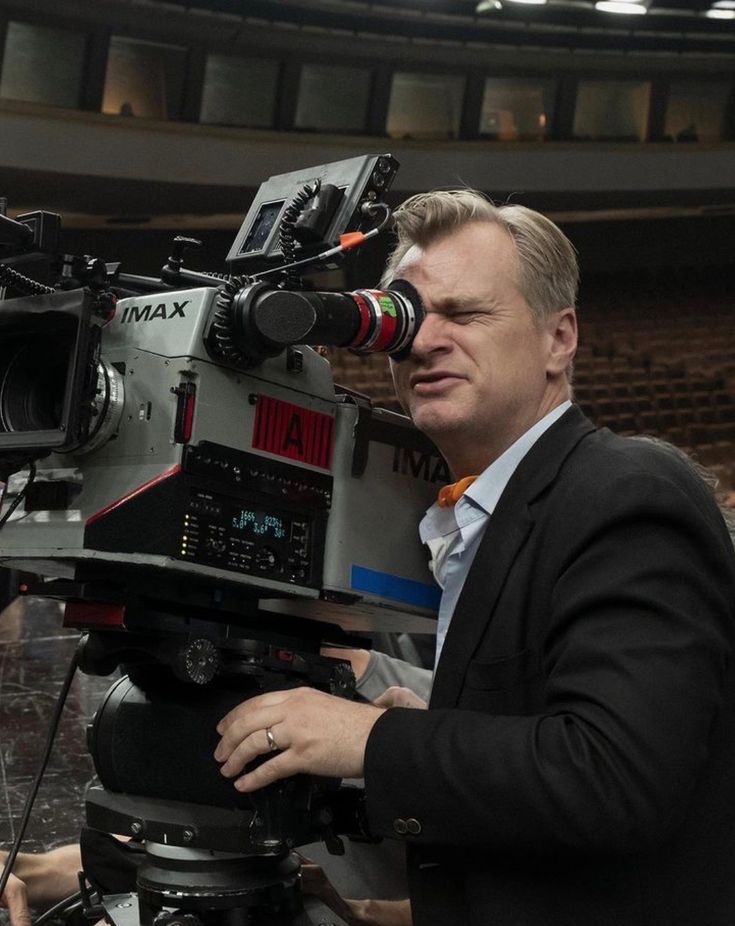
top-left (231, 508), bottom-right (287, 540)
top-left (239, 200), bottom-right (284, 255)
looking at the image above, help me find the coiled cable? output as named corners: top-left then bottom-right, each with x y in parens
top-left (0, 264), bottom-right (55, 296)
top-left (210, 274), bottom-right (252, 366)
top-left (278, 180), bottom-right (320, 289)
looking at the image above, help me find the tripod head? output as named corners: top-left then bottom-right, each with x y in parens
top-left (60, 588), bottom-right (372, 926)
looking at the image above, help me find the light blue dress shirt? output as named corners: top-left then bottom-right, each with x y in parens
top-left (419, 401), bottom-right (572, 670)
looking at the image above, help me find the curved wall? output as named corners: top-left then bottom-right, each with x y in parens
top-left (3, 101), bottom-right (735, 202)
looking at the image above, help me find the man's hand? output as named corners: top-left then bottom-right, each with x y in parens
top-left (1, 845), bottom-right (81, 920)
top-left (215, 687), bottom-right (385, 792)
top-left (1, 872), bottom-right (31, 926)
top-left (300, 860), bottom-right (412, 926)
top-left (373, 687), bottom-right (427, 710)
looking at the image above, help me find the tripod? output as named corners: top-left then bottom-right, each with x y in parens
top-left (66, 606), bottom-right (362, 926)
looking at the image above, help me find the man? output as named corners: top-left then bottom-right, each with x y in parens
top-left (215, 191), bottom-right (735, 925)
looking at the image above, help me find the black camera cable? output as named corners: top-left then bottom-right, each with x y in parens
top-left (0, 639), bottom-right (82, 908)
top-left (0, 264), bottom-right (55, 297)
top-left (0, 462), bottom-right (37, 531)
top-left (278, 180), bottom-right (320, 289)
top-left (30, 890), bottom-right (84, 926)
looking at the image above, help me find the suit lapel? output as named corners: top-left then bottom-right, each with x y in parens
top-left (430, 406), bottom-right (597, 708)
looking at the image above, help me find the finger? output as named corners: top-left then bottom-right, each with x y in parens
top-left (220, 727), bottom-right (284, 778)
top-left (215, 705), bottom-right (286, 763)
top-left (400, 691), bottom-right (428, 709)
top-left (293, 851), bottom-right (315, 865)
top-left (4, 877), bottom-right (32, 926)
top-left (373, 686), bottom-right (414, 708)
top-left (373, 687), bottom-right (427, 709)
top-left (232, 750), bottom-right (301, 792)
top-left (216, 690), bottom-right (291, 735)
top-left (7, 898), bottom-right (32, 926)
top-left (373, 686), bottom-right (400, 708)
top-left (297, 862), bottom-right (330, 894)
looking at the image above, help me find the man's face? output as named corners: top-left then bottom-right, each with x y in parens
top-left (389, 221), bottom-right (574, 474)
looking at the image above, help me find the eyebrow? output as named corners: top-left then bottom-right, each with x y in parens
top-left (430, 294), bottom-right (488, 313)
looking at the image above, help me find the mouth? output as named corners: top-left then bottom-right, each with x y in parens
top-left (410, 371), bottom-right (464, 395)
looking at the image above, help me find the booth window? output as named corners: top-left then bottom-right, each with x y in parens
top-left (664, 80), bottom-right (731, 143)
top-left (479, 77), bottom-right (557, 141)
top-left (573, 80), bottom-right (651, 141)
top-left (200, 54), bottom-right (279, 128)
top-left (102, 36), bottom-right (187, 120)
top-left (387, 71), bottom-right (465, 140)
top-left (295, 64), bottom-right (371, 133)
top-left (0, 21), bottom-right (85, 108)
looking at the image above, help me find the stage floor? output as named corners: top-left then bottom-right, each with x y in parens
top-left (0, 594), bottom-right (113, 857)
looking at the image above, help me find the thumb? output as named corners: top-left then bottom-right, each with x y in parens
top-left (373, 686), bottom-right (427, 709)
top-left (4, 875), bottom-right (32, 926)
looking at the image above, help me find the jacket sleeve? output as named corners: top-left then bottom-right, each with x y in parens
top-left (363, 467), bottom-right (735, 854)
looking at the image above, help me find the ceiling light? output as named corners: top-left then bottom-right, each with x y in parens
top-left (595, 1), bottom-right (648, 13)
top-left (712, 1), bottom-right (735, 7)
top-left (476, 0), bottom-right (503, 10)
top-left (504, 0), bottom-right (549, 6)
top-left (705, 7), bottom-right (735, 15)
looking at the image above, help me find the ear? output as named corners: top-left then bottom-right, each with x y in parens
top-left (545, 308), bottom-right (577, 378)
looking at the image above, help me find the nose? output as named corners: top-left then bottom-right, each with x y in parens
top-left (409, 311), bottom-right (450, 360)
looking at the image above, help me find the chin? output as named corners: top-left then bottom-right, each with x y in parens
top-left (411, 405), bottom-right (464, 441)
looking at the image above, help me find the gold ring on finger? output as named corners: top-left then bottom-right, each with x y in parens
top-left (265, 727), bottom-right (279, 752)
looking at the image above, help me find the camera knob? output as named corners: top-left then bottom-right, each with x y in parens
top-left (173, 638), bottom-right (220, 685)
top-left (255, 547), bottom-right (279, 571)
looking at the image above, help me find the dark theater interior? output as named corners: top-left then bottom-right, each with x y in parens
top-left (1, 1), bottom-right (734, 924)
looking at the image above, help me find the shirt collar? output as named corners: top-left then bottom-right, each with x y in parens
top-left (420, 400), bottom-right (572, 541)
top-left (463, 400), bottom-right (571, 516)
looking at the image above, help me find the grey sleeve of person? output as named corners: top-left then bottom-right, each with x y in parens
top-left (355, 651), bottom-right (433, 703)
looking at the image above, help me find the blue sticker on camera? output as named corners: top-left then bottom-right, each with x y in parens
top-left (351, 565), bottom-right (441, 610)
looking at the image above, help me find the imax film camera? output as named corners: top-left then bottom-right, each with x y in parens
top-left (0, 155), bottom-right (445, 926)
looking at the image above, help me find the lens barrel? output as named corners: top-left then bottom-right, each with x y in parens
top-left (343, 281), bottom-right (420, 358)
top-left (224, 278), bottom-right (423, 367)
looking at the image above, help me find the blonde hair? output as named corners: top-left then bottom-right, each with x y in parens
top-left (381, 189), bottom-right (579, 324)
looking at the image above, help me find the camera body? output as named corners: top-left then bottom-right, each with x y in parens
top-left (0, 284), bottom-right (443, 632)
top-left (0, 153), bottom-right (443, 635)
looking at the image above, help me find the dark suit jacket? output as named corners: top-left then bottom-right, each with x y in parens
top-left (364, 405), bottom-right (735, 926)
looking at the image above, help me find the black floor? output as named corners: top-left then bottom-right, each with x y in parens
top-left (0, 594), bottom-right (114, 857)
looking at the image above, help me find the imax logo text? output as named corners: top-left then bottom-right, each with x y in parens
top-left (120, 300), bottom-right (189, 323)
top-left (392, 446), bottom-right (450, 484)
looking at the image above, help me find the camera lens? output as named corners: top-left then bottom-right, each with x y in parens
top-left (0, 340), bottom-right (69, 433)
